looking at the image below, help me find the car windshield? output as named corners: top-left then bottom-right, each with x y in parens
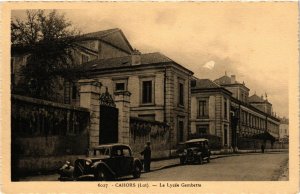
top-left (186, 141), bottom-right (206, 148)
top-left (92, 147), bottom-right (110, 156)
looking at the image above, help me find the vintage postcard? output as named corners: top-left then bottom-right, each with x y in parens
top-left (1, 2), bottom-right (299, 194)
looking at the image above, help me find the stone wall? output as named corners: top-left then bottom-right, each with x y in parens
top-left (129, 117), bottom-right (171, 159)
top-left (11, 94), bottom-right (90, 178)
top-left (237, 137), bottom-right (288, 150)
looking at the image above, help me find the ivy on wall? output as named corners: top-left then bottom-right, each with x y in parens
top-left (130, 117), bottom-right (169, 142)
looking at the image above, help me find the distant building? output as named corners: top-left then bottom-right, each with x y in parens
top-left (190, 79), bottom-right (232, 147)
top-left (279, 117), bottom-right (289, 142)
top-left (191, 73), bottom-right (280, 149)
top-left (248, 93), bottom-right (273, 115)
top-left (214, 73), bottom-right (249, 103)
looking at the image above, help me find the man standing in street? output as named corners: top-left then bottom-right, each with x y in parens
top-left (261, 143), bottom-right (265, 153)
top-left (141, 141), bottom-right (151, 172)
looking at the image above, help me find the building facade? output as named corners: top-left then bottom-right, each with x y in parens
top-left (190, 79), bottom-right (232, 148)
top-left (191, 74), bottom-right (280, 150)
top-left (279, 117), bottom-right (289, 142)
top-left (78, 51), bottom-right (193, 147)
top-left (11, 28), bottom-right (133, 104)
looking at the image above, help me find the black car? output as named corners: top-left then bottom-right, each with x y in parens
top-left (59, 144), bottom-right (143, 181)
top-left (178, 138), bottom-right (211, 165)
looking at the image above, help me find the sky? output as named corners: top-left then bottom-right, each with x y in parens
top-left (11, 3), bottom-right (298, 117)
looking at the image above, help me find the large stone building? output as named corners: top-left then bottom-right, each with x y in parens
top-left (78, 51), bottom-right (193, 147)
top-left (11, 27), bottom-right (282, 151)
top-left (11, 28), bottom-right (194, 148)
top-left (190, 79), bottom-right (232, 148)
top-left (11, 28), bottom-right (133, 103)
top-left (191, 74), bottom-right (280, 149)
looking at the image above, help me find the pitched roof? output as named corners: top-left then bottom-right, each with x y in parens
top-left (248, 94), bottom-right (266, 103)
top-left (80, 52), bottom-right (174, 71)
top-left (214, 75), bottom-right (239, 85)
top-left (192, 79), bottom-right (222, 89)
top-left (81, 28), bottom-right (133, 54)
top-left (83, 28), bottom-right (120, 39)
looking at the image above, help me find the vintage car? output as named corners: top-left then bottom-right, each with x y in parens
top-left (58, 143), bottom-right (143, 181)
top-left (178, 138), bottom-right (211, 165)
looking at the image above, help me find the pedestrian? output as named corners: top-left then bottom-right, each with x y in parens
top-left (141, 141), bottom-right (151, 172)
top-left (261, 144), bottom-right (265, 153)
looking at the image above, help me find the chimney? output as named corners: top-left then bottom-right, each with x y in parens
top-left (131, 49), bottom-right (141, 66)
top-left (231, 75), bottom-right (236, 84)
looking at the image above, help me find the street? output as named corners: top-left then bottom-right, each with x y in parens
top-left (139, 152), bottom-right (288, 181)
top-left (21, 152), bottom-right (288, 181)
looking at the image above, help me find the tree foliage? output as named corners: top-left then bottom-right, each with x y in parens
top-left (11, 10), bottom-right (80, 100)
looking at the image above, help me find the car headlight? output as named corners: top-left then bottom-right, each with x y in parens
top-left (85, 160), bottom-right (92, 166)
top-left (179, 150), bottom-right (187, 156)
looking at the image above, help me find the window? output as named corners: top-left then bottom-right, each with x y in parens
top-left (178, 82), bottom-right (184, 106)
top-left (224, 99), bottom-right (228, 119)
top-left (178, 120), bottom-right (184, 142)
top-left (198, 100), bottom-right (207, 117)
top-left (115, 82), bottom-right (125, 91)
top-left (113, 78), bottom-right (128, 92)
top-left (94, 148), bottom-right (110, 156)
top-left (123, 148), bottom-right (131, 157)
top-left (81, 54), bottom-right (89, 63)
top-left (224, 125), bottom-right (228, 145)
top-left (197, 125), bottom-right (209, 136)
top-left (142, 80), bottom-right (152, 104)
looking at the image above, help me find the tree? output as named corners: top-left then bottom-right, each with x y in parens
top-left (11, 10), bottom-right (80, 100)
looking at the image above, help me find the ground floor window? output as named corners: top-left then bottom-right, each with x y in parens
top-left (196, 124), bottom-right (209, 136)
top-left (224, 125), bottom-right (228, 146)
top-left (178, 120), bottom-right (184, 142)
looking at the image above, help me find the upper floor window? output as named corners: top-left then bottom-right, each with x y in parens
top-left (115, 83), bottom-right (125, 91)
top-left (142, 80), bottom-right (153, 104)
top-left (198, 100), bottom-right (208, 118)
top-left (224, 99), bottom-right (228, 119)
top-left (113, 78), bottom-right (128, 92)
top-left (178, 82), bottom-right (184, 106)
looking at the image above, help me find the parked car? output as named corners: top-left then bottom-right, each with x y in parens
top-left (178, 138), bottom-right (211, 165)
top-left (58, 143), bottom-right (143, 181)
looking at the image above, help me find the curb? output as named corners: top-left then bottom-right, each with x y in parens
top-left (147, 151), bottom-right (288, 172)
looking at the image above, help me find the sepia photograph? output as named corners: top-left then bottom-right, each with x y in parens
top-left (1, 2), bottom-right (299, 194)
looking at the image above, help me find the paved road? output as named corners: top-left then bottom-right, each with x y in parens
top-left (20, 152), bottom-right (288, 181)
top-left (138, 152), bottom-right (288, 181)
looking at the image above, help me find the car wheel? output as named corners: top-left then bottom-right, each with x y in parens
top-left (180, 158), bottom-right (185, 165)
top-left (133, 164), bottom-right (141, 178)
top-left (198, 157), bottom-right (203, 165)
top-left (207, 156), bottom-right (210, 163)
top-left (96, 168), bottom-right (108, 181)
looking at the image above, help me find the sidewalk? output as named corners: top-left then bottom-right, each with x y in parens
top-left (20, 149), bottom-right (288, 179)
top-left (149, 154), bottom-right (235, 172)
top-left (148, 149), bottom-right (288, 172)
